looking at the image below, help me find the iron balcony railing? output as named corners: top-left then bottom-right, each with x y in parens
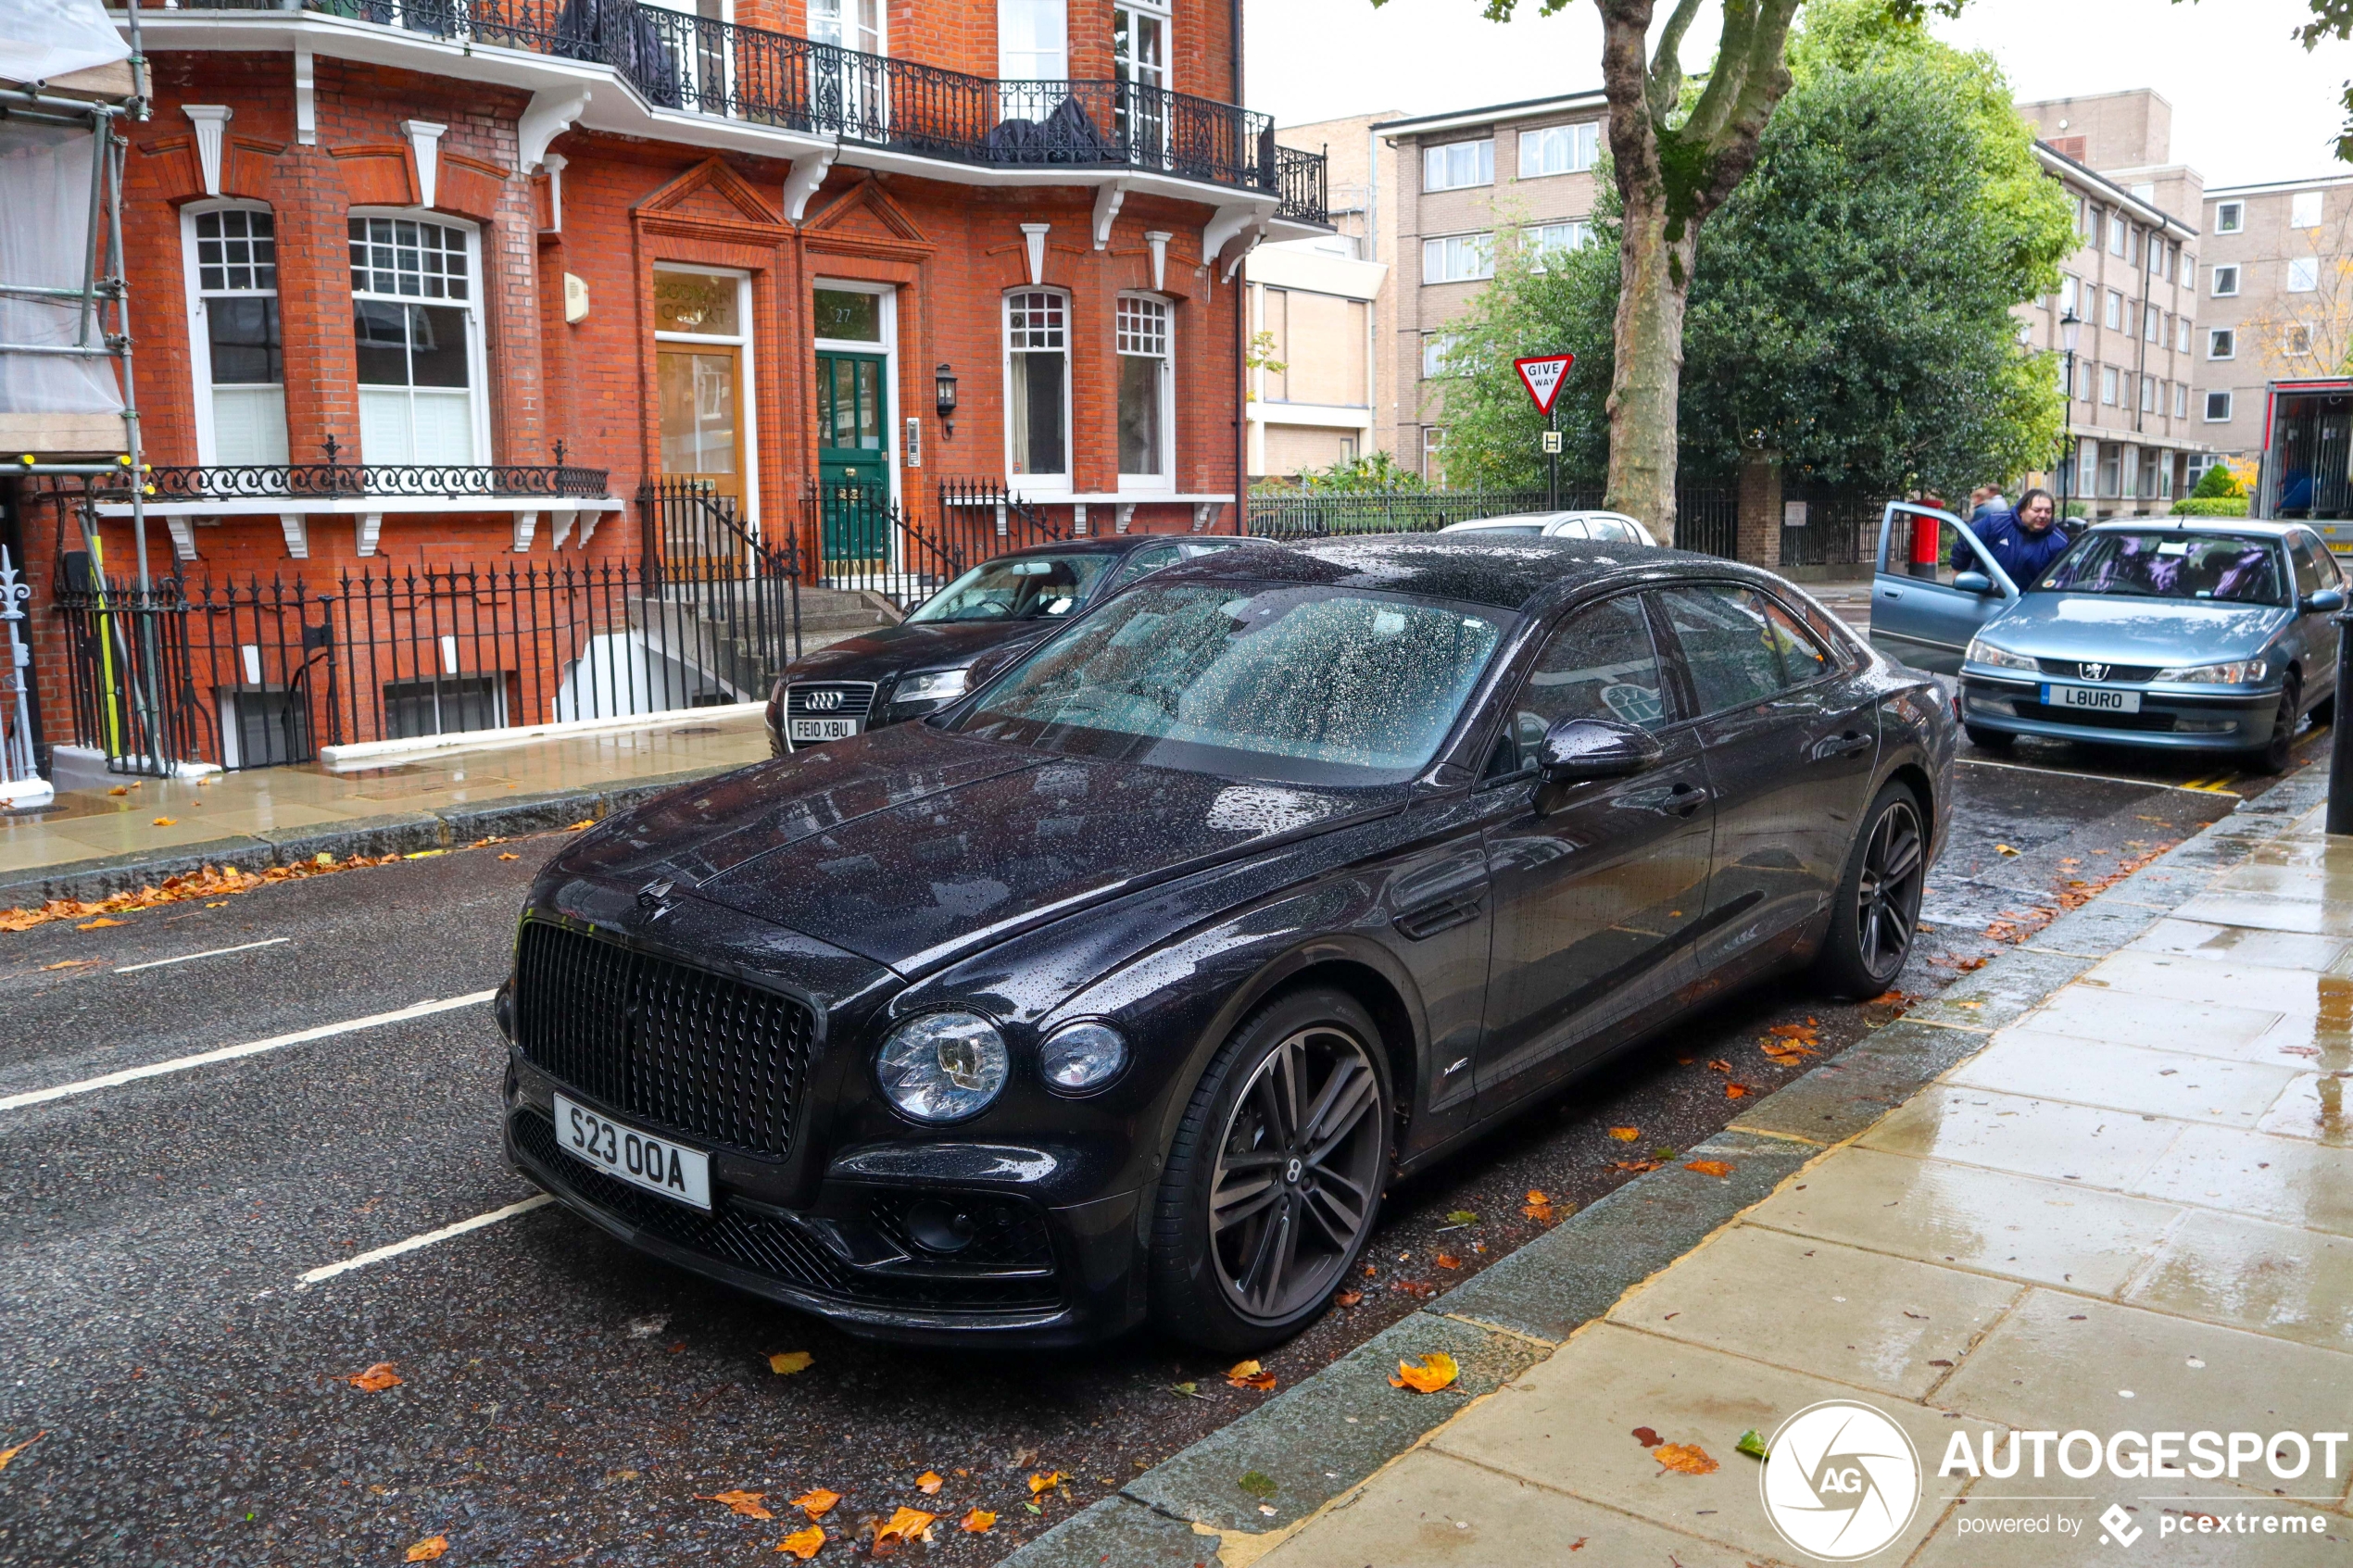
top-left (137, 461), bottom-right (612, 502)
top-left (145, 0), bottom-right (1327, 223)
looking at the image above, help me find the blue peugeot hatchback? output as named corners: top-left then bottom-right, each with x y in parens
top-left (1870, 503), bottom-right (2345, 773)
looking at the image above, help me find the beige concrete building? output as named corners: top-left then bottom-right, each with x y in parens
top-left (2017, 91), bottom-right (2207, 516)
top-left (2194, 170), bottom-right (2353, 466)
top-left (1374, 91), bottom-right (1610, 482)
top-left (1249, 113), bottom-right (1397, 479)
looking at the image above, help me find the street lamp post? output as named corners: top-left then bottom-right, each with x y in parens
top-left (2057, 308), bottom-right (2082, 520)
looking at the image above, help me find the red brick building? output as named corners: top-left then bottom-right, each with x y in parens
top-left (70, 0), bottom-right (1325, 571)
top-left (9, 0), bottom-right (1324, 768)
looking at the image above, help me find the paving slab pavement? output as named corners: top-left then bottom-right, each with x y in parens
top-left (1008, 770), bottom-right (2353, 1567)
top-left (0, 709), bottom-right (771, 905)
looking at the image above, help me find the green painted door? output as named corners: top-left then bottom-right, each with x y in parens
top-left (817, 350), bottom-right (890, 563)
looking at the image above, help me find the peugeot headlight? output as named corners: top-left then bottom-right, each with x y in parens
top-left (2155, 658), bottom-right (2268, 684)
top-left (877, 1011), bottom-right (1008, 1123)
top-left (894, 668), bottom-right (970, 705)
top-left (1038, 1022), bottom-right (1128, 1094)
top-left (1964, 636), bottom-right (2037, 672)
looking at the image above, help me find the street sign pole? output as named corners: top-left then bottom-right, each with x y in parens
top-left (1547, 403), bottom-right (1559, 511)
top-left (1515, 353), bottom-right (1576, 514)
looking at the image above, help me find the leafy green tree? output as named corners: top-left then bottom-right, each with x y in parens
top-left (1428, 3), bottom-right (2073, 504)
top-left (1402, 0), bottom-right (1966, 539)
top-left (1252, 450), bottom-right (1431, 495)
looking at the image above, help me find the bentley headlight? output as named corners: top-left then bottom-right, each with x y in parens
top-left (1038, 1022), bottom-right (1128, 1093)
top-left (894, 668), bottom-right (970, 704)
top-left (877, 1011), bottom-right (1008, 1123)
top-left (2155, 658), bottom-right (2268, 684)
top-left (1964, 636), bottom-right (2037, 671)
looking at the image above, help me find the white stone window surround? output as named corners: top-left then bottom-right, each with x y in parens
top-left (1003, 287), bottom-right (1074, 492)
top-left (1114, 291), bottom-right (1174, 490)
top-left (182, 200), bottom-right (290, 467)
top-left (347, 208), bottom-right (492, 466)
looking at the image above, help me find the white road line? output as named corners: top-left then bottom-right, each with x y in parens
top-left (1956, 755), bottom-right (2239, 797)
top-left (0, 990), bottom-right (497, 1113)
top-left (297, 1193), bottom-right (553, 1286)
top-left (115, 936), bottom-right (292, 974)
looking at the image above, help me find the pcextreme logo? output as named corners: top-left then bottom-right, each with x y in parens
top-left (1759, 1401), bottom-right (1923, 1562)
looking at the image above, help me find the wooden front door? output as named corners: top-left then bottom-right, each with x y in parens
top-left (816, 349), bottom-right (889, 563)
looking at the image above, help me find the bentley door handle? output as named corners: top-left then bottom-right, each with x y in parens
top-left (1811, 731), bottom-right (1872, 760)
top-left (1669, 782), bottom-right (1706, 818)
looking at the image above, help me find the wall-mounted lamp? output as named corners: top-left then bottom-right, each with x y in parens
top-left (935, 363), bottom-right (959, 437)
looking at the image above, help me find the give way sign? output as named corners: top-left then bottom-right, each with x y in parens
top-left (1514, 353), bottom-right (1576, 416)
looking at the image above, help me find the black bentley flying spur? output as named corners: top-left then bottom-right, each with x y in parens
top-left (498, 535), bottom-right (1955, 1351)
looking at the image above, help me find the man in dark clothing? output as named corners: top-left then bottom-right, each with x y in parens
top-left (1965, 488), bottom-right (2073, 583)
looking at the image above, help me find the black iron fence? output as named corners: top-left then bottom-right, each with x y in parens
top-left (57, 558), bottom-right (745, 774)
top-left (1779, 485), bottom-right (1881, 570)
top-left (159, 0), bottom-right (1322, 222)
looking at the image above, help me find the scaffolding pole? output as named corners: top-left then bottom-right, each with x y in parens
top-left (3, 4), bottom-right (162, 780)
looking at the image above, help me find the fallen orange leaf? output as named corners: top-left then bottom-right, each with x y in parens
top-left (347, 1362), bottom-right (402, 1393)
top-left (915, 1471), bottom-right (943, 1495)
top-left (775, 1523), bottom-right (825, 1558)
top-left (1334, 1289), bottom-right (1364, 1307)
top-left (1725, 1083), bottom-right (1752, 1099)
top-left (1028, 1471), bottom-right (1066, 1495)
top-left (1610, 1160), bottom-right (1662, 1173)
top-left (1684, 1160), bottom-right (1734, 1178)
top-left (790, 1489), bottom-right (840, 1518)
top-left (1225, 1359), bottom-right (1263, 1380)
top-left (1228, 1369), bottom-right (1277, 1390)
top-left (1526, 1188), bottom-right (1550, 1205)
top-left (1522, 1198), bottom-right (1556, 1222)
top-left (1630, 1426), bottom-right (1661, 1448)
top-left (1767, 1022), bottom-right (1817, 1039)
top-left (40, 960), bottom-right (98, 971)
top-left (76, 917), bottom-right (125, 930)
top-left (959, 1508), bottom-right (995, 1533)
top-left (1654, 1443), bottom-right (1718, 1475)
top-left (1435, 1253), bottom-right (1463, 1270)
top-left (497, 852), bottom-right (520, 860)
top-left (873, 1506), bottom-right (935, 1549)
top-left (564, 819), bottom-right (597, 831)
top-left (1869, 990), bottom-right (1905, 1006)
top-left (0, 1432), bottom-right (45, 1472)
top-left (1606, 1126), bottom-right (1641, 1142)
top-left (405, 1537), bottom-right (449, 1562)
top-left (107, 785), bottom-right (128, 797)
top-left (699, 1490), bottom-right (774, 1520)
top-left (152, 817), bottom-right (177, 827)
top-left (1707, 1059), bottom-right (1733, 1073)
top-left (1389, 1351), bottom-right (1459, 1393)
top-left (768, 1350), bottom-right (814, 1375)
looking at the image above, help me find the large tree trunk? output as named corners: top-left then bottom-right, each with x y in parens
top-left (1606, 180), bottom-right (1698, 542)
top-left (1592, 0), bottom-right (1800, 549)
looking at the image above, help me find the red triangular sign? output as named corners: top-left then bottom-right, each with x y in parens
top-left (1515, 354), bottom-right (1576, 416)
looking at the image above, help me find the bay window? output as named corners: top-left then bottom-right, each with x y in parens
top-left (349, 215), bottom-right (483, 464)
top-left (1116, 295), bottom-right (1172, 486)
top-left (185, 206), bottom-right (289, 466)
top-left (1005, 289), bottom-right (1069, 487)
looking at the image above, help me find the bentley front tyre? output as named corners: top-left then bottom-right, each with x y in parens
top-left (1813, 783), bottom-right (1928, 998)
top-left (1150, 988), bottom-right (1391, 1353)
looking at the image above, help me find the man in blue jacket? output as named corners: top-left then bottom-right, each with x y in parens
top-left (1957, 488), bottom-right (2073, 584)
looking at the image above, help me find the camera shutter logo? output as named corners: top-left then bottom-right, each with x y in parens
top-left (1759, 1400), bottom-right (1921, 1561)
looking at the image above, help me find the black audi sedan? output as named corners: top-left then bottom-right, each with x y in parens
top-left (501, 536), bottom-right (1954, 1352)
top-left (765, 534), bottom-right (1248, 754)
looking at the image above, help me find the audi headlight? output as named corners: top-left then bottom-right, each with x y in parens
top-left (1965, 636), bottom-right (2038, 672)
top-left (1038, 1022), bottom-right (1127, 1093)
top-left (2155, 658), bottom-right (2268, 684)
top-left (877, 1011), bottom-right (1008, 1123)
top-left (894, 668), bottom-right (970, 704)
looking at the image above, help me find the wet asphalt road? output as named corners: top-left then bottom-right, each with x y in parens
top-left (0, 718), bottom-right (2326, 1568)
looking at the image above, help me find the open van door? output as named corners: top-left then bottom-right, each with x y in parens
top-left (1870, 501), bottom-right (2020, 675)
